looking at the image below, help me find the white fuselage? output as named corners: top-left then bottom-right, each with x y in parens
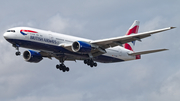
top-left (3, 27), bottom-right (136, 63)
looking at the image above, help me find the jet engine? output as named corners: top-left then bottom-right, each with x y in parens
top-left (72, 41), bottom-right (91, 54)
top-left (23, 50), bottom-right (43, 63)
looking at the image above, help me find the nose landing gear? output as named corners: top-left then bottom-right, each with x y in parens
top-left (13, 44), bottom-right (21, 56)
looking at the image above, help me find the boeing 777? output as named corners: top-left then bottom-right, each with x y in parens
top-left (3, 20), bottom-right (175, 72)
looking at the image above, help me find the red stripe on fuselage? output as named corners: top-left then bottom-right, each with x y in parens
top-left (20, 30), bottom-right (37, 33)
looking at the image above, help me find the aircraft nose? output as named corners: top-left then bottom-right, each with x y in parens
top-left (3, 32), bottom-right (15, 40)
top-left (3, 32), bottom-right (9, 39)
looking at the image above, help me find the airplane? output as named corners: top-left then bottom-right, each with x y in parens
top-left (3, 20), bottom-right (175, 72)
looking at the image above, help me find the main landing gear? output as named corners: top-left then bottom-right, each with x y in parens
top-left (56, 58), bottom-right (69, 72)
top-left (84, 59), bottom-right (97, 67)
top-left (56, 64), bottom-right (69, 72)
top-left (13, 44), bottom-right (21, 56)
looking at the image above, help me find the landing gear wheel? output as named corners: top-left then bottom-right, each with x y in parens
top-left (84, 60), bottom-right (87, 64)
top-left (66, 67), bottom-right (69, 72)
top-left (93, 63), bottom-right (97, 67)
top-left (59, 67), bottom-right (62, 70)
top-left (15, 52), bottom-right (21, 56)
top-left (56, 65), bottom-right (59, 69)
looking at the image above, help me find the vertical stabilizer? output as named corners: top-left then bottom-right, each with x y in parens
top-left (123, 20), bottom-right (141, 59)
top-left (125, 20), bottom-right (139, 36)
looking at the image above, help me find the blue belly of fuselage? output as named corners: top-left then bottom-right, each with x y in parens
top-left (6, 39), bottom-right (124, 63)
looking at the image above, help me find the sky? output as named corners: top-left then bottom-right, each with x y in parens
top-left (0, 0), bottom-right (180, 101)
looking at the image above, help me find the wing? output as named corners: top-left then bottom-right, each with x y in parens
top-left (60, 27), bottom-right (174, 57)
top-left (39, 50), bottom-right (88, 61)
top-left (90, 27), bottom-right (175, 49)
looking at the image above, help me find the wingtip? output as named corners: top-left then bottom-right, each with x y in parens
top-left (157, 49), bottom-right (169, 51)
top-left (170, 27), bottom-right (176, 29)
top-left (163, 49), bottom-right (169, 51)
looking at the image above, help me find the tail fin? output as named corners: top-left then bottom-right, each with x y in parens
top-left (123, 20), bottom-right (141, 59)
top-left (125, 20), bottom-right (139, 36)
top-left (123, 20), bottom-right (140, 51)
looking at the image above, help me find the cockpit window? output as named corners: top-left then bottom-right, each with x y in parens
top-left (7, 30), bottom-right (15, 32)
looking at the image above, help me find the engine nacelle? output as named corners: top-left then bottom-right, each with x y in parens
top-left (23, 50), bottom-right (43, 63)
top-left (72, 41), bottom-right (91, 54)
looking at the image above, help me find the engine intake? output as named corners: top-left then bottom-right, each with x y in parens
top-left (72, 41), bottom-right (91, 54)
top-left (23, 50), bottom-right (43, 63)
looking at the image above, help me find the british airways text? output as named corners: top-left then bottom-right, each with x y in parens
top-left (30, 36), bottom-right (59, 44)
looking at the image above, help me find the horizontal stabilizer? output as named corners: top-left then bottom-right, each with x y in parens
top-left (129, 49), bottom-right (168, 56)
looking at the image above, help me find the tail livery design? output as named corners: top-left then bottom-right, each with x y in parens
top-left (124, 20), bottom-right (141, 59)
top-left (125, 20), bottom-right (139, 36)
